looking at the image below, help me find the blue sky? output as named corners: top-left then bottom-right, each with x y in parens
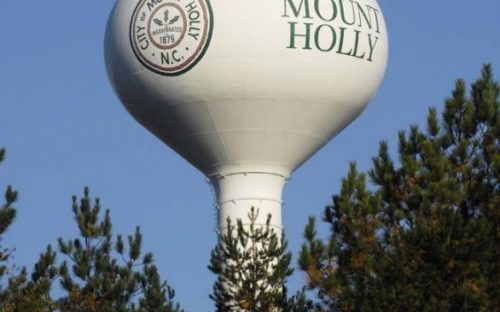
top-left (1, 0), bottom-right (499, 310)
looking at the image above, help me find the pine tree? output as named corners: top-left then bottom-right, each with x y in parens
top-left (57, 187), bottom-right (183, 312)
top-left (299, 64), bottom-right (499, 311)
top-left (0, 150), bottom-right (56, 312)
top-left (0, 159), bottom-right (183, 312)
top-left (0, 148), bottom-right (17, 282)
top-left (298, 164), bottom-right (382, 311)
top-left (209, 207), bottom-right (309, 312)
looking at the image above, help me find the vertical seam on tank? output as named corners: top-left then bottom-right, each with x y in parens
top-left (204, 100), bottom-right (231, 163)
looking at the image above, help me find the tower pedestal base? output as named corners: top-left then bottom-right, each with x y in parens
top-left (210, 172), bottom-right (287, 232)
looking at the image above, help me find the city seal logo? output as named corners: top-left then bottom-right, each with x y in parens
top-left (130, 0), bottom-right (213, 76)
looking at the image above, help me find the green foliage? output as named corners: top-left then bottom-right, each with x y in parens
top-left (209, 207), bottom-right (306, 312)
top-left (1, 247), bottom-right (58, 312)
top-left (300, 64), bottom-right (499, 311)
top-left (0, 148), bottom-right (17, 290)
top-left (0, 150), bottom-right (55, 311)
top-left (283, 288), bottom-right (319, 312)
top-left (0, 186), bottom-right (17, 237)
top-left (0, 149), bottom-right (18, 277)
top-left (0, 161), bottom-right (182, 312)
top-left (57, 187), bottom-right (183, 312)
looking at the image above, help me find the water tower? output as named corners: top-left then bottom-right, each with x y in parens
top-left (105, 0), bottom-right (388, 231)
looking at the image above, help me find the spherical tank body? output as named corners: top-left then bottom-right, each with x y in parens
top-left (105, 0), bottom-right (389, 229)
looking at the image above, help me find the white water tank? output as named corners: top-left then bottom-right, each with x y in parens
top-left (105, 0), bottom-right (388, 230)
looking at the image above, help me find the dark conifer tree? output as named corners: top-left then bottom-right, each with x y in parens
top-left (0, 148), bottom-right (17, 281)
top-left (57, 187), bottom-right (183, 312)
top-left (0, 158), bottom-right (183, 312)
top-left (0, 150), bottom-right (56, 311)
top-left (209, 207), bottom-right (312, 312)
top-left (300, 64), bottom-right (499, 311)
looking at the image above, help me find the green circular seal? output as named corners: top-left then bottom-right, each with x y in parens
top-left (130, 0), bottom-right (213, 76)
